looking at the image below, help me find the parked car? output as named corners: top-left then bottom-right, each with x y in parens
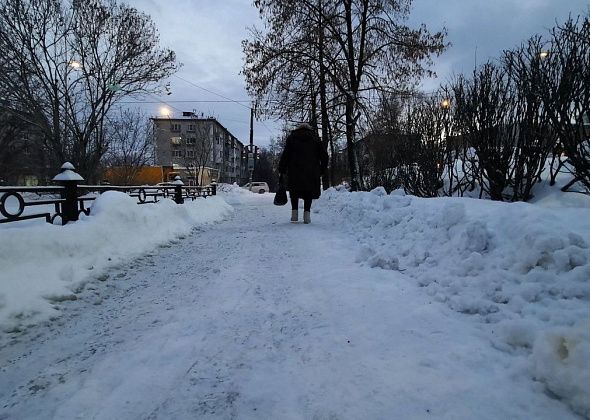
top-left (242, 182), bottom-right (269, 194)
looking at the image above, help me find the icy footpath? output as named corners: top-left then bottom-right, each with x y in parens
top-left (0, 191), bottom-right (233, 332)
top-left (315, 187), bottom-right (590, 418)
top-left (0, 188), bottom-right (581, 419)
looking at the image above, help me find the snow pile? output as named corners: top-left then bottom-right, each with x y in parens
top-left (316, 187), bottom-right (590, 416)
top-left (216, 182), bottom-right (251, 205)
top-left (0, 192), bottom-right (233, 332)
top-left (533, 321), bottom-right (590, 418)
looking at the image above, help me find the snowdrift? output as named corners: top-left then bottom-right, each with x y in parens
top-left (316, 187), bottom-right (590, 417)
top-left (215, 182), bottom-right (252, 205)
top-left (0, 192), bottom-right (233, 332)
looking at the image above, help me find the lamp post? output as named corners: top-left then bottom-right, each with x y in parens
top-left (440, 97), bottom-right (452, 194)
top-left (440, 98), bottom-right (451, 142)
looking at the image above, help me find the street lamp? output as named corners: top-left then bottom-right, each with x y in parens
top-left (69, 60), bottom-right (82, 70)
top-left (159, 106), bottom-right (172, 118)
top-left (539, 51), bottom-right (550, 59)
top-left (440, 98), bottom-right (451, 140)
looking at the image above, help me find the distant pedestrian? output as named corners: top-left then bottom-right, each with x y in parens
top-left (278, 123), bottom-right (329, 224)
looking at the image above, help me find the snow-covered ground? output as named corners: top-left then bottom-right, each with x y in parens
top-left (0, 192), bottom-right (233, 332)
top-left (1, 184), bottom-right (589, 419)
top-left (315, 186), bottom-right (590, 418)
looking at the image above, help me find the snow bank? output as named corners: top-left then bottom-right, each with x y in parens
top-left (216, 182), bottom-right (251, 205)
top-left (316, 187), bottom-right (590, 416)
top-left (0, 192), bottom-right (233, 332)
top-left (533, 321), bottom-right (590, 418)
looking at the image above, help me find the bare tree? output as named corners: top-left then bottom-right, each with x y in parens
top-left (103, 108), bottom-right (154, 185)
top-left (244, 0), bottom-right (447, 191)
top-left (0, 0), bottom-right (178, 182)
top-left (400, 95), bottom-right (446, 197)
top-left (317, 0), bottom-right (447, 191)
top-left (244, 0), bottom-right (344, 188)
top-left (178, 122), bottom-right (215, 186)
top-left (360, 94), bottom-right (406, 192)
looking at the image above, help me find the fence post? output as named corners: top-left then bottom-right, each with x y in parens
top-left (211, 181), bottom-right (217, 196)
top-left (52, 162), bottom-right (84, 224)
top-left (172, 175), bottom-right (184, 204)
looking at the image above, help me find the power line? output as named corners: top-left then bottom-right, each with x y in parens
top-left (117, 99), bottom-right (253, 104)
top-left (260, 120), bottom-right (276, 136)
top-left (173, 75), bottom-right (252, 110)
top-left (120, 77), bottom-right (280, 136)
top-left (119, 95), bottom-right (279, 135)
top-left (144, 92), bottom-right (184, 114)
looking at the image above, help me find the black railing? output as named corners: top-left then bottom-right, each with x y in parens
top-left (0, 163), bottom-right (216, 226)
top-left (0, 186), bottom-right (65, 224)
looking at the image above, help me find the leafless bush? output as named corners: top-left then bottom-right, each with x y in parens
top-left (401, 96), bottom-right (446, 197)
top-left (503, 36), bottom-right (557, 201)
top-left (451, 63), bottom-right (519, 201)
top-left (538, 15), bottom-right (590, 193)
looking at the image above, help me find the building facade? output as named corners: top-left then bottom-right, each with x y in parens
top-left (0, 119), bottom-right (51, 186)
top-left (152, 114), bottom-right (247, 185)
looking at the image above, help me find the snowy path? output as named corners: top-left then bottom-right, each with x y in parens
top-left (0, 194), bottom-right (580, 419)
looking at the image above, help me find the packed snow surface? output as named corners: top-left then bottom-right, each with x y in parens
top-left (0, 192), bottom-right (233, 331)
top-left (0, 184), bottom-right (589, 419)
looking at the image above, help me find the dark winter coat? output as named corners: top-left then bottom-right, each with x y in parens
top-left (278, 126), bottom-right (329, 199)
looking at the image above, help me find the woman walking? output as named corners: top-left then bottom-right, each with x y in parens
top-left (278, 123), bottom-right (329, 224)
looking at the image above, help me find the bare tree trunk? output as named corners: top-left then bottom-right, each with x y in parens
top-left (318, 0), bottom-right (331, 190)
top-left (345, 96), bottom-right (361, 190)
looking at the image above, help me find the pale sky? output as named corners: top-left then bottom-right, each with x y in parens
top-left (124, 0), bottom-right (589, 147)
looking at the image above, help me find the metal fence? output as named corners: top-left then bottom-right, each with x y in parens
top-left (0, 163), bottom-right (216, 225)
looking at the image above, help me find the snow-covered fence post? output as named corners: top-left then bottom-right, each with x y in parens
top-left (52, 162), bottom-right (84, 224)
top-left (172, 175), bottom-right (184, 204)
top-left (211, 181), bottom-right (217, 196)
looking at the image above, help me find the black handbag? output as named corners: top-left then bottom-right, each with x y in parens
top-left (274, 174), bottom-right (288, 206)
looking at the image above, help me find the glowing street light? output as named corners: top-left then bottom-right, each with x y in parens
top-left (539, 51), bottom-right (550, 59)
top-left (69, 60), bottom-right (82, 70)
top-left (441, 98), bottom-right (451, 109)
top-left (159, 106), bottom-right (171, 117)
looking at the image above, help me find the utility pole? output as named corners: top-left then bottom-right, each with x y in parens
top-left (249, 107), bottom-right (254, 148)
top-left (248, 106), bottom-right (255, 191)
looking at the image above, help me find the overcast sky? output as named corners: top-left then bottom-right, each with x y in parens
top-left (124, 0), bottom-right (589, 147)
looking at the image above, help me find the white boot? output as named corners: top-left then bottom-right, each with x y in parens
top-left (303, 211), bottom-right (311, 224)
top-left (291, 210), bottom-right (298, 222)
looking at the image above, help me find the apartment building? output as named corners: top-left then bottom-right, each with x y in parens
top-left (0, 121), bottom-right (51, 186)
top-left (152, 113), bottom-right (247, 185)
